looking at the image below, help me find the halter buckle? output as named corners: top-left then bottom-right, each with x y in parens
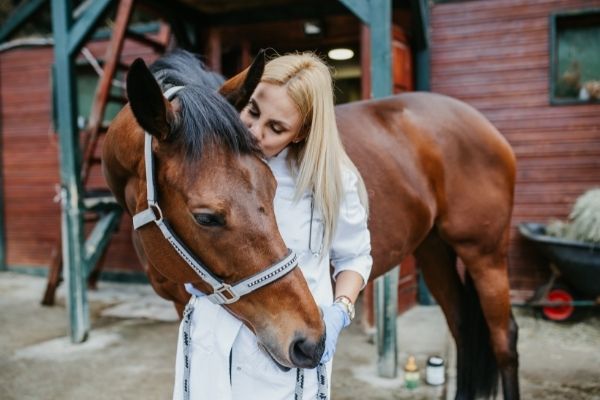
top-left (207, 283), bottom-right (239, 305)
top-left (133, 202), bottom-right (165, 230)
top-left (148, 203), bottom-right (164, 223)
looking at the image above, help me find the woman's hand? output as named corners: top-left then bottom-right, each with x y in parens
top-left (320, 302), bottom-right (351, 363)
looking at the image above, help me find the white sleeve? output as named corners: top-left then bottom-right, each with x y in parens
top-left (330, 168), bottom-right (372, 288)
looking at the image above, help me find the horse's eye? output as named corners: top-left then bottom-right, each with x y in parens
top-left (194, 213), bottom-right (225, 227)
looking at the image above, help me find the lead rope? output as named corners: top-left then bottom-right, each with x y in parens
top-left (182, 298), bottom-right (328, 400)
top-left (182, 300), bottom-right (194, 400)
top-left (295, 364), bottom-right (329, 400)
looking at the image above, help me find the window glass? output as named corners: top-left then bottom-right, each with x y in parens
top-left (552, 10), bottom-right (600, 104)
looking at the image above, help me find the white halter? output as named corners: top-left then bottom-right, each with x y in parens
top-left (132, 86), bottom-right (298, 304)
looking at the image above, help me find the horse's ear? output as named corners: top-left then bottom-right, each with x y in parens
top-left (126, 58), bottom-right (174, 141)
top-left (219, 49), bottom-right (265, 111)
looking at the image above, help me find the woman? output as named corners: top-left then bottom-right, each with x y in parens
top-left (173, 52), bottom-right (372, 399)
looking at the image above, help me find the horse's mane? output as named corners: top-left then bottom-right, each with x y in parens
top-left (148, 49), bottom-right (258, 163)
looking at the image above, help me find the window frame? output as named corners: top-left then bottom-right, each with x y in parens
top-left (549, 8), bottom-right (600, 106)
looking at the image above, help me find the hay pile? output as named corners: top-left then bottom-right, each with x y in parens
top-left (546, 188), bottom-right (600, 244)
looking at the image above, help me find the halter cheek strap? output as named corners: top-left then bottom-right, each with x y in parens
top-left (132, 85), bottom-right (298, 305)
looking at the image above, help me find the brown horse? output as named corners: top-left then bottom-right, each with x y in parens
top-left (101, 50), bottom-right (325, 369)
top-left (336, 95), bottom-right (519, 400)
top-left (105, 49), bottom-right (518, 398)
top-left (221, 63), bottom-right (519, 399)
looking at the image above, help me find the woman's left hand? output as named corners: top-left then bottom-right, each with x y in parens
top-left (320, 303), bottom-right (351, 363)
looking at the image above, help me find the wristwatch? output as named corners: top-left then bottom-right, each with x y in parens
top-left (334, 295), bottom-right (355, 322)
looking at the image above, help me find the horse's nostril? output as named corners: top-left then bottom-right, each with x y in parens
top-left (289, 336), bottom-right (324, 369)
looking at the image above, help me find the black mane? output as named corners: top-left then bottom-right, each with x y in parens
top-left (148, 49), bottom-right (258, 163)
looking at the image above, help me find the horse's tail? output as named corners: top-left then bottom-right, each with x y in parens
top-left (457, 272), bottom-right (499, 399)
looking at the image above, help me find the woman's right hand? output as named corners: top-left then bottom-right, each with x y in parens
top-left (319, 303), bottom-right (350, 363)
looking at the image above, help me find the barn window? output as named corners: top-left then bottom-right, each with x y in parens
top-left (550, 9), bottom-right (600, 105)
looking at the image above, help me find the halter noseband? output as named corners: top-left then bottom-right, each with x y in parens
top-left (132, 85), bottom-right (298, 305)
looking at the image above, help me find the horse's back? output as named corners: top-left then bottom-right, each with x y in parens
top-left (336, 92), bottom-right (517, 277)
top-left (337, 92), bottom-right (514, 172)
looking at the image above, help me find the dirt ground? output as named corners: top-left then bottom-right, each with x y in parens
top-left (1, 271), bottom-right (599, 399)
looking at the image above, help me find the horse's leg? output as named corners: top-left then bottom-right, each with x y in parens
top-left (414, 231), bottom-right (461, 336)
top-left (454, 242), bottom-right (520, 400)
top-left (414, 231), bottom-right (470, 399)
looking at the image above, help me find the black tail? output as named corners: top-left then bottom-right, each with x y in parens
top-left (456, 273), bottom-right (498, 399)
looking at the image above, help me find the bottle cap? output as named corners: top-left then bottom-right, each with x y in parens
top-left (427, 356), bottom-right (444, 367)
top-left (405, 355), bottom-right (418, 372)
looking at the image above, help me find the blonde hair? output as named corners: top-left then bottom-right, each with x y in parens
top-left (262, 52), bottom-right (369, 254)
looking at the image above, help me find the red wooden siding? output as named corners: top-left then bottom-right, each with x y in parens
top-left (0, 39), bottom-right (161, 272)
top-left (430, 0), bottom-right (600, 298)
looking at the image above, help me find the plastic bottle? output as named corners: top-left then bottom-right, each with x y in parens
top-left (426, 356), bottom-right (445, 385)
top-left (404, 355), bottom-right (420, 389)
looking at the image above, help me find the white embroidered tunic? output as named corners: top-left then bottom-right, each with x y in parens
top-left (173, 148), bottom-right (372, 399)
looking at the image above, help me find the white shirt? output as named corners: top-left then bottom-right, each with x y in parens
top-left (173, 148), bottom-right (372, 399)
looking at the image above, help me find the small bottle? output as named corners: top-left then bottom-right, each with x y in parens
top-left (426, 356), bottom-right (445, 386)
top-left (404, 355), bottom-right (420, 389)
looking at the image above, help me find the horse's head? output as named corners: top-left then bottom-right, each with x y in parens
top-left (102, 51), bottom-right (324, 369)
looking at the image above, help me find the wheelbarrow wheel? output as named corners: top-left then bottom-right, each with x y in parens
top-left (541, 283), bottom-right (586, 322)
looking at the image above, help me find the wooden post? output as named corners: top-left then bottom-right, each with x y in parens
top-left (0, 103), bottom-right (4, 272)
top-left (51, 0), bottom-right (89, 343)
top-left (367, 0), bottom-right (396, 379)
top-left (339, 0), bottom-right (396, 379)
top-left (207, 28), bottom-right (222, 74)
top-left (375, 267), bottom-right (399, 377)
top-left (240, 39), bottom-right (252, 71)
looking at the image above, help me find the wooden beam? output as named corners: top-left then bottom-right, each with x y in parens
top-left (207, 28), bottom-right (222, 73)
top-left (369, 0), bottom-right (392, 99)
top-left (338, 0), bottom-right (370, 25)
top-left (204, 2), bottom-right (352, 27)
top-left (0, 0), bottom-right (47, 43)
top-left (81, 0), bottom-right (134, 183)
top-left (84, 209), bottom-right (122, 277)
top-left (68, 0), bottom-right (114, 56)
top-left (125, 28), bottom-right (166, 53)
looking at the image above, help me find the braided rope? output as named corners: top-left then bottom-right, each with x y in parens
top-left (295, 364), bottom-right (328, 400)
top-left (181, 300), bottom-right (194, 400)
top-left (181, 299), bottom-right (328, 399)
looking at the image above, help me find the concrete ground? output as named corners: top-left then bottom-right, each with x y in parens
top-left (1, 271), bottom-right (599, 399)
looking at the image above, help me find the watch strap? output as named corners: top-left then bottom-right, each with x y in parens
top-left (334, 295), bottom-right (355, 323)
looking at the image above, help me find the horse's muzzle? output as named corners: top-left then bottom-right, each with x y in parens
top-left (289, 333), bottom-right (326, 369)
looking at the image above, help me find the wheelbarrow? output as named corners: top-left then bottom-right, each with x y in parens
top-left (518, 222), bottom-right (600, 321)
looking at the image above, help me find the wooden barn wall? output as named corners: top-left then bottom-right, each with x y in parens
top-left (0, 39), bottom-right (160, 273)
top-left (430, 0), bottom-right (600, 297)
